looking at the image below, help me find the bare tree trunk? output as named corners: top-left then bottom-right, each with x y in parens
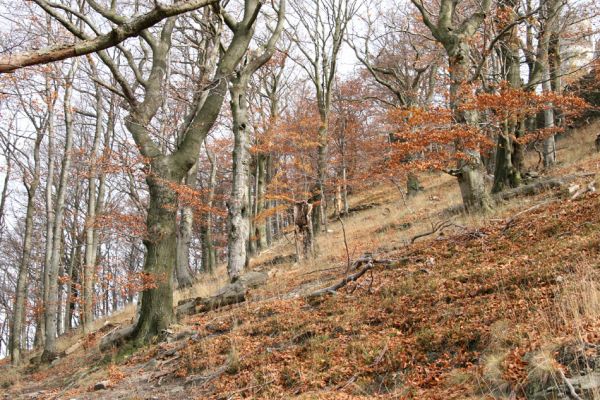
top-left (201, 146), bottom-right (217, 274)
top-left (66, 234), bottom-right (81, 330)
top-left (255, 153), bottom-right (269, 251)
top-left (543, 29), bottom-right (562, 168)
top-left (175, 164), bottom-right (197, 288)
top-left (10, 130), bottom-right (43, 365)
top-left (448, 44), bottom-right (493, 212)
top-left (227, 76), bottom-right (252, 280)
top-left (0, 143), bottom-right (11, 237)
top-left (83, 69), bottom-right (103, 332)
top-left (39, 77), bottom-right (56, 349)
top-left (225, 0), bottom-right (284, 280)
top-left (493, 0), bottom-right (523, 193)
top-left (42, 61), bottom-right (78, 362)
top-left (542, 71), bottom-right (556, 167)
top-left (131, 166), bottom-right (180, 342)
top-left (313, 118), bottom-right (328, 233)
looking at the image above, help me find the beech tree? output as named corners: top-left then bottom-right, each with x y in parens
top-left (227, 0), bottom-right (286, 280)
top-left (0, 0), bottom-right (217, 73)
top-left (5, 74), bottom-right (47, 364)
top-left (288, 0), bottom-right (359, 232)
top-left (410, 0), bottom-right (494, 212)
top-left (0, 0), bottom-right (596, 366)
top-left (29, 0), bottom-right (270, 349)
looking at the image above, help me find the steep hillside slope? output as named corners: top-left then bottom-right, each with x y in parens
top-left (2, 123), bottom-right (600, 399)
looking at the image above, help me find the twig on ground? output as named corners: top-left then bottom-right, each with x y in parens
top-left (184, 364), bottom-right (228, 388)
top-left (301, 266), bottom-right (342, 276)
top-left (502, 200), bottom-right (552, 232)
top-left (558, 368), bottom-right (583, 400)
top-left (307, 261), bottom-right (374, 299)
top-left (225, 378), bottom-right (275, 399)
top-left (410, 220), bottom-right (463, 243)
top-left (307, 257), bottom-right (392, 299)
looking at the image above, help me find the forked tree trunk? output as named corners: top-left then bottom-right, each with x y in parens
top-left (492, 0), bottom-right (523, 193)
top-left (448, 44), bottom-right (493, 213)
top-left (411, 0), bottom-right (493, 212)
top-left (126, 0), bottom-right (267, 345)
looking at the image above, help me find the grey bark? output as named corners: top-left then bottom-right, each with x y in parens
top-left (42, 61), bottom-right (78, 362)
top-left (175, 163), bottom-right (197, 288)
top-left (201, 146), bottom-right (217, 273)
top-left (227, 0), bottom-right (285, 280)
top-left (83, 61), bottom-right (104, 332)
top-left (290, 0), bottom-right (357, 232)
top-left (228, 76), bottom-right (253, 280)
top-left (127, 2), bottom-right (266, 343)
top-left (38, 72), bottom-right (57, 348)
top-left (10, 128), bottom-right (43, 365)
top-left (411, 0), bottom-right (494, 212)
top-left (492, 0), bottom-right (523, 193)
top-left (0, 0), bottom-right (217, 73)
top-left (254, 153), bottom-right (269, 251)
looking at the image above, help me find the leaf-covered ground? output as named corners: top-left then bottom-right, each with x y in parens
top-left (3, 132), bottom-right (600, 399)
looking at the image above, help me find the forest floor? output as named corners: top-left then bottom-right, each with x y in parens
top-left (2, 121), bottom-right (600, 399)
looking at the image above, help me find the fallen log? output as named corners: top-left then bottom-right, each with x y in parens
top-left (99, 324), bottom-right (135, 352)
top-left (494, 173), bottom-right (595, 201)
top-left (337, 202), bottom-right (381, 217)
top-left (176, 271), bottom-right (268, 318)
top-left (176, 281), bottom-right (246, 318)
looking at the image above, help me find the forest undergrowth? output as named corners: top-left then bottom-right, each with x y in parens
top-left (2, 125), bottom-right (600, 399)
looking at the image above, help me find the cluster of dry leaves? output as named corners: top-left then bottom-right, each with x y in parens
top-left (112, 190), bottom-right (599, 399)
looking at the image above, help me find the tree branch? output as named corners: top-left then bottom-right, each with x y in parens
top-left (0, 0), bottom-right (217, 73)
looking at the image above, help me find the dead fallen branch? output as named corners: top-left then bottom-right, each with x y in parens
top-left (306, 260), bottom-right (375, 299)
top-left (351, 255), bottom-right (393, 270)
top-left (558, 369), bottom-right (583, 400)
top-left (502, 200), bottom-right (553, 232)
top-left (410, 220), bottom-right (464, 243)
top-left (338, 202), bottom-right (381, 217)
top-left (306, 257), bottom-right (393, 299)
top-left (176, 282), bottom-right (246, 318)
top-left (176, 271), bottom-right (268, 318)
top-left (184, 364), bottom-right (228, 388)
top-left (570, 181), bottom-right (596, 200)
top-left (99, 324), bottom-right (135, 352)
top-left (495, 173), bottom-right (595, 201)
